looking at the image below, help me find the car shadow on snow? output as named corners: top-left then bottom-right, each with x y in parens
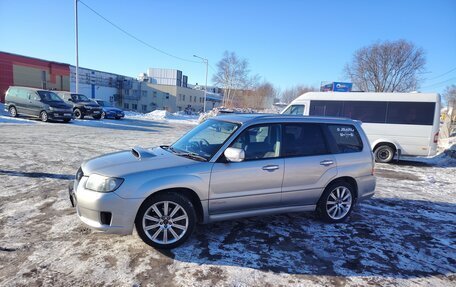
top-left (164, 197), bottom-right (456, 279)
top-left (0, 169), bottom-right (74, 180)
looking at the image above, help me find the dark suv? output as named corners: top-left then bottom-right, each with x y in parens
top-left (57, 92), bottom-right (102, 120)
top-left (4, 86), bottom-right (73, 122)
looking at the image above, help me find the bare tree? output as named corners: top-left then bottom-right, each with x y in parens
top-left (345, 40), bottom-right (426, 92)
top-left (443, 85), bottom-right (456, 109)
top-left (241, 81), bottom-right (277, 109)
top-left (281, 85), bottom-right (316, 104)
top-left (212, 51), bottom-right (256, 107)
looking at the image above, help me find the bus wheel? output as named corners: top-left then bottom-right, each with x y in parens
top-left (374, 145), bottom-right (395, 163)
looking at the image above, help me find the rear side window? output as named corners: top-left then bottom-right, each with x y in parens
top-left (17, 88), bottom-right (29, 99)
top-left (282, 104), bottom-right (304, 115)
top-left (386, 102), bottom-right (435, 125)
top-left (282, 123), bottom-right (329, 157)
top-left (326, 124), bottom-right (363, 153)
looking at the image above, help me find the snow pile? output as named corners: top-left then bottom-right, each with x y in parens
top-left (198, 107), bottom-right (276, 123)
top-left (125, 109), bottom-right (198, 125)
top-left (404, 144), bottom-right (456, 167)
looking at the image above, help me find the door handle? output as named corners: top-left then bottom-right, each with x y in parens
top-left (262, 165), bottom-right (279, 171)
top-left (320, 160), bottom-right (334, 166)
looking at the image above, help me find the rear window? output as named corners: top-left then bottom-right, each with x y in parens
top-left (326, 124), bottom-right (363, 153)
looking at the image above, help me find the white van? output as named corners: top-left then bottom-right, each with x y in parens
top-left (282, 92), bottom-right (441, 163)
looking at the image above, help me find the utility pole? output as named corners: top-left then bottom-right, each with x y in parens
top-left (75, 0), bottom-right (79, 93)
top-left (193, 55), bottom-right (208, 112)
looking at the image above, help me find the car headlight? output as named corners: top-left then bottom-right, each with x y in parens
top-left (85, 174), bottom-right (124, 192)
top-left (49, 106), bottom-right (55, 111)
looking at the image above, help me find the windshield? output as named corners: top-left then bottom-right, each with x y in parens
top-left (37, 91), bottom-right (64, 102)
top-left (72, 94), bottom-right (90, 102)
top-left (170, 119), bottom-right (240, 160)
top-left (97, 100), bottom-right (111, 107)
top-left (282, 104), bottom-right (304, 115)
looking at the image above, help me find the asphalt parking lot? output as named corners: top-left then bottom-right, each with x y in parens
top-left (0, 118), bottom-right (455, 286)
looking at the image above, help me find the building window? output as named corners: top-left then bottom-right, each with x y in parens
top-left (132, 103), bottom-right (138, 110)
top-left (124, 89), bottom-right (130, 95)
top-left (142, 105), bottom-right (147, 112)
top-left (182, 95), bottom-right (185, 101)
top-left (189, 95), bottom-right (192, 102)
top-left (194, 96), bottom-right (196, 102)
top-left (124, 103), bottom-right (129, 109)
top-left (141, 91), bottom-right (147, 97)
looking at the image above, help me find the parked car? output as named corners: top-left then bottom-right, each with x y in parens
top-left (4, 86), bottom-right (73, 122)
top-left (69, 114), bottom-right (376, 249)
top-left (56, 92), bottom-right (102, 120)
top-left (94, 99), bottom-right (125, 119)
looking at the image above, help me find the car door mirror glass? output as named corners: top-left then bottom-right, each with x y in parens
top-left (224, 147), bottom-right (245, 162)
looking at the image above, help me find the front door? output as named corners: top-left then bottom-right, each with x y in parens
top-left (209, 124), bottom-right (284, 214)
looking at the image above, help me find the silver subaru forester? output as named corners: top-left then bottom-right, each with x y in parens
top-left (69, 114), bottom-right (376, 249)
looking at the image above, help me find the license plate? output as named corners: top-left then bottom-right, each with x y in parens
top-left (64, 113), bottom-right (71, 117)
top-left (93, 111), bottom-right (100, 114)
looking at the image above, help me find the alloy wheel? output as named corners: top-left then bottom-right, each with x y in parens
top-left (326, 186), bottom-right (352, 220)
top-left (142, 201), bottom-right (189, 245)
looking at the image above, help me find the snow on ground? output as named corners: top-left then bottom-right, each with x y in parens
top-left (0, 117), bottom-right (455, 286)
top-left (125, 110), bottom-right (198, 125)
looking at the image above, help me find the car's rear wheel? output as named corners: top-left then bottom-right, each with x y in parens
top-left (374, 145), bottom-right (395, 163)
top-left (135, 192), bottom-right (196, 249)
top-left (74, 108), bottom-right (84, 119)
top-left (40, 111), bottom-right (48, 122)
top-left (9, 106), bottom-right (18, 117)
top-left (317, 180), bottom-right (355, 223)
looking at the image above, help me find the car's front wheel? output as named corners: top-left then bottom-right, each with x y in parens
top-left (40, 111), bottom-right (48, 122)
top-left (135, 192), bottom-right (196, 249)
top-left (9, 106), bottom-right (18, 117)
top-left (317, 180), bottom-right (355, 223)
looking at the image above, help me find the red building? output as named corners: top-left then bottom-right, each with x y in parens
top-left (0, 51), bottom-right (71, 102)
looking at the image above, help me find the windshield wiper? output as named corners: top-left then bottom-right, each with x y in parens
top-left (167, 146), bottom-right (207, 162)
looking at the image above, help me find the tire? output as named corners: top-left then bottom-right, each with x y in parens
top-left (9, 106), bottom-right (18, 117)
top-left (317, 180), bottom-right (355, 223)
top-left (93, 115), bottom-right (101, 120)
top-left (135, 192), bottom-right (196, 249)
top-left (74, 108), bottom-right (84, 119)
top-left (40, 111), bottom-right (48, 122)
top-left (374, 145), bottom-right (395, 163)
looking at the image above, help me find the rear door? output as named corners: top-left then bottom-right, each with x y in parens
top-left (281, 123), bottom-right (337, 206)
top-left (26, 91), bottom-right (43, 117)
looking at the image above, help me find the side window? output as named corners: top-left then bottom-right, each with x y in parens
top-left (7, 88), bottom-right (17, 97)
top-left (342, 101), bottom-right (387, 123)
top-left (29, 92), bottom-right (40, 101)
top-left (17, 89), bottom-right (28, 99)
top-left (386, 102), bottom-right (435, 125)
top-left (310, 101), bottom-right (343, 117)
top-left (282, 123), bottom-right (329, 157)
top-left (282, 105), bottom-right (304, 115)
top-left (230, 124), bottom-right (281, 160)
top-left (326, 124), bottom-right (363, 153)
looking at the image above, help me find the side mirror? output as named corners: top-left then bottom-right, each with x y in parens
top-left (224, 147), bottom-right (245, 162)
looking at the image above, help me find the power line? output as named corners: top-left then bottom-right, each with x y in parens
top-left (421, 77), bottom-right (456, 89)
top-left (426, 67), bottom-right (456, 81)
top-left (78, 0), bottom-right (199, 63)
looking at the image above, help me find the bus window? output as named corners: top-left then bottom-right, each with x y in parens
top-left (342, 101), bottom-right (387, 123)
top-left (282, 105), bottom-right (304, 115)
top-left (310, 101), bottom-right (343, 117)
top-left (386, 102), bottom-right (435, 125)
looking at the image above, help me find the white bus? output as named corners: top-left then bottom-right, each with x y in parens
top-left (282, 92), bottom-right (441, 163)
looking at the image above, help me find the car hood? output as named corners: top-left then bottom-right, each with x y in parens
top-left (77, 101), bottom-right (99, 107)
top-left (103, 107), bottom-right (123, 113)
top-left (81, 147), bottom-right (195, 177)
top-left (49, 102), bottom-right (72, 109)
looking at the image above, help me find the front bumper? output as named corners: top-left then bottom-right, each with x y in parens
top-left (49, 111), bottom-right (73, 120)
top-left (69, 177), bottom-right (143, 234)
top-left (82, 108), bottom-right (102, 117)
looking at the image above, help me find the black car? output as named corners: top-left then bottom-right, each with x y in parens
top-left (57, 92), bottom-right (103, 120)
top-left (4, 86), bottom-right (73, 122)
top-left (94, 99), bottom-right (125, 120)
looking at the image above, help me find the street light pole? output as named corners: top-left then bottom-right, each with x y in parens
top-left (75, 0), bottom-right (79, 94)
top-left (193, 55), bottom-right (208, 112)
